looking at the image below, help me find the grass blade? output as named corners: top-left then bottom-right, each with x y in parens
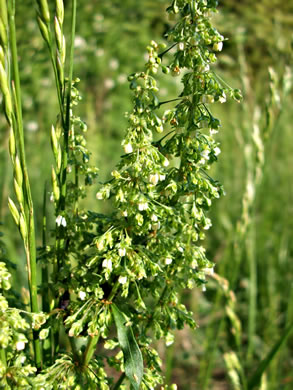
top-left (248, 323), bottom-right (293, 389)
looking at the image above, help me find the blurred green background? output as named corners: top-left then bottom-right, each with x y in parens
top-left (0, 1), bottom-right (293, 388)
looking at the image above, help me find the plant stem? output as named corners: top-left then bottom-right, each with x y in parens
top-left (60, 0), bottom-right (77, 211)
top-left (0, 349), bottom-right (7, 368)
top-left (7, 0), bottom-right (41, 369)
top-left (112, 373), bottom-right (126, 390)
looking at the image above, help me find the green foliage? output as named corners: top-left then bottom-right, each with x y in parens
top-left (0, 0), bottom-right (237, 388)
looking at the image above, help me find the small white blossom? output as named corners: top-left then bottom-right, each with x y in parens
top-left (163, 158), bottom-right (169, 167)
top-left (219, 92), bottom-right (226, 103)
top-left (118, 275), bottom-right (127, 285)
top-left (202, 285), bottom-right (207, 292)
top-left (213, 41), bottom-right (223, 51)
top-left (56, 215), bottom-right (66, 227)
top-left (151, 214), bottom-right (158, 222)
top-left (78, 291), bottom-right (87, 301)
top-left (149, 173), bottom-right (159, 186)
top-left (109, 58), bottom-right (119, 70)
top-left (122, 210), bottom-right (128, 217)
top-left (26, 121), bottom-right (38, 132)
top-left (159, 174), bottom-right (166, 181)
top-left (119, 248), bottom-right (126, 257)
top-left (210, 128), bottom-right (218, 135)
top-left (74, 36), bottom-right (86, 48)
top-left (178, 42), bottom-right (185, 50)
top-left (214, 147), bottom-right (221, 156)
top-left (117, 74), bottom-right (127, 84)
top-left (165, 257), bottom-right (173, 265)
top-left (104, 78), bottom-right (115, 90)
top-left (95, 48), bottom-right (105, 57)
top-left (16, 341), bottom-right (25, 351)
top-left (102, 259), bottom-right (112, 271)
top-left (138, 202), bottom-right (148, 211)
top-left (203, 267), bottom-right (214, 276)
top-left (203, 218), bottom-right (212, 230)
top-left (200, 149), bottom-right (210, 160)
top-left (123, 143), bottom-right (133, 154)
top-left (96, 192), bottom-right (103, 200)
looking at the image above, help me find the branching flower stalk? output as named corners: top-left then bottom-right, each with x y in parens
top-left (0, 0), bottom-right (241, 388)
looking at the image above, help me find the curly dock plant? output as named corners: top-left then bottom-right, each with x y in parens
top-left (0, 0), bottom-right (240, 388)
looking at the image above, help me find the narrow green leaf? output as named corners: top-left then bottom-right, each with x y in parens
top-left (248, 323), bottom-right (293, 389)
top-left (112, 303), bottom-right (143, 390)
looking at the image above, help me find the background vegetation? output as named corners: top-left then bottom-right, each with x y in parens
top-left (0, 0), bottom-right (292, 388)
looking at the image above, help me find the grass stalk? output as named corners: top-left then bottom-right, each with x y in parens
top-left (7, 0), bottom-right (41, 369)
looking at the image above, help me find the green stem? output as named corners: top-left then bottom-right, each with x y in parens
top-left (82, 334), bottom-right (100, 368)
top-left (112, 373), bottom-right (126, 390)
top-left (82, 282), bottom-right (120, 367)
top-left (60, 0), bottom-right (77, 211)
top-left (8, 0), bottom-right (41, 369)
top-left (0, 349), bottom-right (7, 368)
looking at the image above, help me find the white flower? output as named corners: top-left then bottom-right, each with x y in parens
top-left (104, 78), bottom-right (115, 89)
top-left (163, 158), bottom-right (169, 167)
top-left (78, 291), bottom-right (87, 300)
top-left (149, 173), bottom-right (159, 186)
top-left (214, 147), bottom-right (221, 156)
top-left (219, 92), bottom-right (226, 103)
top-left (165, 257), bottom-right (173, 265)
top-left (74, 36), bottom-right (86, 48)
top-left (95, 48), bottom-right (104, 57)
top-left (56, 215), bottom-right (66, 227)
top-left (203, 267), bottom-right (214, 276)
top-left (151, 214), bottom-right (158, 222)
top-left (213, 41), bottom-right (223, 51)
top-left (210, 129), bottom-right (218, 135)
top-left (138, 202), bottom-right (148, 211)
top-left (123, 143), bottom-right (133, 154)
top-left (159, 174), bottom-right (166, 181)
top-left (109, 58), bottom-right (119, 70)
top-left (96, 192), bottom-right (103, 200)
top-left (26, 121), bottom-right (38, 132)
top-left (203, 218), bottom-right (212, 230)
top-left (118, 276), bottom-right (127, 285)
top-left (16, 341), bottom-right (25, 351)
top-left (122, 210), bottom-right (128, 217)
top-left (200, 149), bottom-right (210, 160)
top-left (178, 42), bottom-right (185, 50)
top-left (118, 74), bottom-right (127, 84)
top-left (202, 285), bottom-right (207, 292)
top-left (102, 259), bottom-right (112, 271)
top-left (119, 248), bottom-right (126, 257)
